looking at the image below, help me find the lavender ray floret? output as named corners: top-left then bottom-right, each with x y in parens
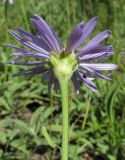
top-left (80, 63), bottom-right (118, 71)
top-left (16, 27), bottom-right (51, 52)
top-left (71, 73), bottom-right (80, 94)
top-left (79, 66), bottom-right (112, 80)
top-left (31, 19), bottom-right (58, 52)
top-left (54, 80), bottom-right (60, 91)
top-left (16, 27), bottom-right (38, 41)
top-left (50, 27), bottom-right (63, 50)
top-left (11, 52), bottom-right (23, 57)
top-left (48, 72), bottom-right (55, 93)
top-left (76, 71), bottom-right (97, 92)
top-left (8, 30), bottom-right (49, 55)
top-left (31, 19), bottom-right (53, 50)
top-left (79, 51), bottom-right (113, 61)
top-left (13, 52), bottom-right (49, 60)
top-left (81, 30), bottom-right (111, 51)
top-left (42, 71), bottom-right (52, 81)
top-left (13, 65), bottom-right (47, 76)
top-left (7, 61), bottom-right (43, 66)
top-left (76, 45), bottom-right (113, 57)
top-left (72, 16), bottom-right (99, 50)
top-left (5, 44), bottom-right (29, 53)
top-left (66, 21), bottom-right (84, 51)
top-left (32, 15), bottom-right (61, 53)
top-left (9, 52), bottom-right (49, 61)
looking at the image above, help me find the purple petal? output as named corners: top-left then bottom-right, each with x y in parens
top-left (31, 18), bottom-right (58, 52)
top-left (42, 71), bottom-right (52, 81)
top-left (54, 80), bottom-right (60, 91)
top-left (80, 51), bottom-right (113, 61)
top-left (76, 45), bottom-right (113, 57)
top-left (16, 27), bottom-right (35, 40)
top-left (79, 66), bottom-right (112, 80)
top-left (80, 63), bottom-right (118, 70)
top-left (81, 30), bottom-right (111, 51)
top-left (71, 16), bottom-right (99, 50)
top-left (13, 66), bottom-right (47, 76)
top-left (11, 52), bottom-right (23, 57)
top-left (8, 30), bottom-right (50, 56)
top-left (42, 70), bottom-right (56, 93)
top-left (5, 44), bottom-right (29, 53)
top-left (31, 15), bottom-right (61, 53)
top-left (7, 61), bottom-right (43, 66)
top-left (50, 27), bottom-right (63, 50)
top-left (31, 19), bottom-right (53, 51)
top-left (16, 27), bottom-right (51, 52)
top-left (66, 21), bottom-right (84, 51)
top-left (76, 71), bottom-right (97, 92)
top-left (9, 51), bottom-right (49, 61)
top-left (48, 72), bottom-right (55, 93)
top-left (17, 52), bottom-right (49, 59)
top-left (71, 73), bottom-right (80, 94)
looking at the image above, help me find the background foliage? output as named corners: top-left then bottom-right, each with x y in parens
top-left (0, 0), bottom-right (125, 160)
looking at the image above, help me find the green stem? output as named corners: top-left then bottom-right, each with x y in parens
top-left (59, 78), bottom-right (69, 160)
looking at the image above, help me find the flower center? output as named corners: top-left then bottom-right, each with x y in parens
top-left (50, 52), bottom-right (78, 81)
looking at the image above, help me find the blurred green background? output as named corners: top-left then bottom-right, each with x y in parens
top-left (0, 0), bottom-right (125, 160)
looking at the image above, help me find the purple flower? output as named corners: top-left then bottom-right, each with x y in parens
top-left (6, 15), bottom-right (117, 93)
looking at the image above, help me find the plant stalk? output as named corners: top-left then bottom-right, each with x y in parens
top-left (59, 78), bottom-right (69, 160)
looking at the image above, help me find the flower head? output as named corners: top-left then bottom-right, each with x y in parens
top-left (6, 15), bottom-right (117, 93)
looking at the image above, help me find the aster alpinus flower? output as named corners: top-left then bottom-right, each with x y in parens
top-left (6, 15), bottom-right (117, 93)
top-left (6, 15), bottom-right (117, 160)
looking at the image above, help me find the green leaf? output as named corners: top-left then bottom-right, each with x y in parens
top-left (29, 106), bottom-right (45, 132)
top-left (47, 124), bottom-right (62, 132)
top-left (11, 119), bottom-right (32, 135)
top-left (10, 139), bottom-right (28, 154)
top-left (97, 143), bottom-right (109, 154)
top-left (42, 126), bottom-right (56, 148)
top-left (0, 132), bottom-right (7, 144)
top-left (0, 149), bottom-right (3, 158)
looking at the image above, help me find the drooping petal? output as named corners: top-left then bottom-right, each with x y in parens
top-left (79, 66), bottom-right (112, 80)
top-left (31, 15), bottom-right (61, 53)
top-left (80, 63), bottom-right (118, 71)
top-left (71, 16), bottom-right (99, 50)
top-left (42, 70), bottom-right (52, 81)
top-left (81, 30), bottom-right (111, 51)
top-left (66, 21), bottom-right (84, 51)
top-left (76, 71), bottom-right (97, 92)
top-left (13, 65), bottom-right (47, 76)
top-left (71, 73), bottom-right (80, 94)
top-left (42, 70), bottom-right (59, 92)
top-left (48, 71), bottom-right (55, 93)
top-left (54, 80), bottom-right (60, 91)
